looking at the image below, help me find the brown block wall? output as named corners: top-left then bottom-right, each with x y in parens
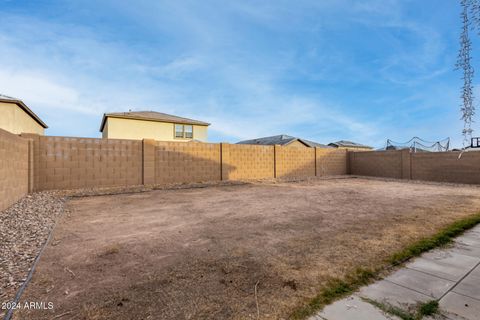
top-left (143, 139), bottom-right (156, 185)
top-left (1, 132), bottom-right (355, 211)
top-left (155, 142), bottom-right (221, 184)
top-left (276, 146), bottom-right (315, 178)
top-left (0, 128), bottom-right (29, 210)
top-left (34, 136), bottom-right (143, 190)
top-left (223, 144), bottom-right (274, 180)
top-left (411, 151), bottom-right (480, 184)
top-left (350, 150), bottom-right (403, 179)
top-left (316, 148), bottom-right (348, 176)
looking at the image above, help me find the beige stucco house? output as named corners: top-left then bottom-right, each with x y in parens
top-left (0, 95), bottom-right (47, 135)
top-left (100, 111), bottom-right (210, 142)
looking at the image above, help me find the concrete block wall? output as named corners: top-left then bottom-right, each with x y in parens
top-left (275, 146), bottom-right (316, 178)
top-left (350, 150), bottom-right (403, 179)
top-left (0, 128), bottom-right (29, 210)
top-left (316, 148), bottom-right (348, 176)
top-left (1, 134), bottom-right (351, 211)
top-left (223, 144), bottom-right (275, 180)
top-left (33, 136), bottom-right (143, 190)
top-left (5, 131), bottom-right (480, 213)
top-left (411, 151), bottom-right (480, 184)
top-left (350, 149), bottom-right (480, 185)
top-left (143, 139), bottom-right (156, 185)
top-left (155, 141), bottom-right (221, 184)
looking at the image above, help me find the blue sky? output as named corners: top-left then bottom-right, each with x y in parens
top-left (0, 0), bottom-right (475, 148)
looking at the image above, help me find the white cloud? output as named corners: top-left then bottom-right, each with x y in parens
top-left (0, 0), bottom-right (462, 147)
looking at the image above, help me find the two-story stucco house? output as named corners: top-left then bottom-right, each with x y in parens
top-left (100, 111), bottom-right (210, 142)
top-left (0, 94), bottom-right (48, 135)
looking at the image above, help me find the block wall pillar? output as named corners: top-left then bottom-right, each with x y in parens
top-left (221, 143), bottom-right (230, 181)
top-left (274, 145), bottom-right (281, 178)
top-left (401, 149), bottom-right (412, 180)
top-left (20, 133), bottom-right (41, 192)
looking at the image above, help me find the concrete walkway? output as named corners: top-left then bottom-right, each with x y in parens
top-left (311, 225), bottom-right (480, 320)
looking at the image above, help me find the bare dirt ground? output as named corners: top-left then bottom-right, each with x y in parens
top-left (12, 177), bottom-right (480, 320)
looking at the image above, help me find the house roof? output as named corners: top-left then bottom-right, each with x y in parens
top-left (0, 94), bottom-right (48, 128)
top-left (328, 140), bottom-right (373, 149)
top-left (237, 134), bottom-right (331, 148)
top-left (100, 111), bottom-right (210, 132)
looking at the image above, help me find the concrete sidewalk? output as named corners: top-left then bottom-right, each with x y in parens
top-left (311, 225), bottom-right (480, 320)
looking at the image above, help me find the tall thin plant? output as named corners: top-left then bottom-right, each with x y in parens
top-left (457, 0), bottom-right (476, 146)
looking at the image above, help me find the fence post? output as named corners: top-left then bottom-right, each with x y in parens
top-left (346, 151), bottom-right (352, 175)
top-left (27, 139), bottom-right (34, 193)
top-left (142, 139), bottom-right (156, 185)
top-left (20, 133), bottom-right (40, 192)
top-left (220, 143), bottom-right (230, 181)
top-left (401, 149), bottom-right (411, 180)
top-left (274, 145), bottom-right (280, 178)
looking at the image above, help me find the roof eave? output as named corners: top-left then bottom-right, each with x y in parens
top-left (0, 98), bottom-right (48, 129)
top-left (100, 114), bottom-right (210, 132)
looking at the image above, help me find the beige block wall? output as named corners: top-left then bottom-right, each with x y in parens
top-left (350, 150), bottom-right (402, 179)
top-left (0, 128), bottom-right (29, 210)
top-left (0, 128), bottom-right (349, 210)
top-left (276, 145), bottom-right (315, 178)
top-left (7, 132), bottom-right (480, 212)
top-left (0, 102), bottom-right (45, 135)
top-left (34, 136), bottom-right (143, 191)
top-left (316, 148), bottom-right (348, 176)
top-left (223, 144), bottom-right (274, 180)
top-left (103, 117), bottom-right (208, 142)
top-left (155, 141), bottom-right (221, 184)
top-left (412, 151), bottom-right (480, 184)
top-left (349, 149), bottom-right (480, 185)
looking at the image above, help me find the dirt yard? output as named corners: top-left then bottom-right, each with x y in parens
top-left (12, 177), bottom-right (480, 319)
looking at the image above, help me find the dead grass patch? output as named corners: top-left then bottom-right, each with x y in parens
top-left (97, 244), bottom-right (120, 257)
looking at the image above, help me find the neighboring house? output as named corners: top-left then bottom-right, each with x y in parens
top-left (100, 111), bottom-right (210, 142)
top-left (0, 94), bottom-right (47, 135)
top-left (237, 134), bottom-right (330, 148)
top-left (328, 140), bottom-right (373, 151)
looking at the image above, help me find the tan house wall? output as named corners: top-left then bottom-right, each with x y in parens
top-left (0, 129), bottom-right (30, 210)
top-left (102, 117), bottom-right (208, 142)
top-left (0, 102), bottom-right (45, 135)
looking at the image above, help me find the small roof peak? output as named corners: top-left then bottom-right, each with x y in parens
top-left (0, 94), bottom-right (48, 128)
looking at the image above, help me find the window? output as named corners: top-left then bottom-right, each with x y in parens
top-left (175, 124), bottom-right (184, 138)
top-left (174, 124), bottom-right (193, 139)
top-left (185, 125), bottom-right (193, 138)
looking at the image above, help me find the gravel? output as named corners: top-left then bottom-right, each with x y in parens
top-left (0, 192), bottom-right (65, 317)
